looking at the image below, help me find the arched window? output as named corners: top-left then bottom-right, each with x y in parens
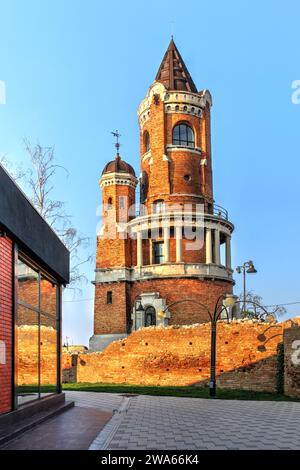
top-left (144, 131), bottom-right (150, 152)
top-left (172, 123), bottom-right (195, 148)
top-left (107, 197), bottom-right (113, 210)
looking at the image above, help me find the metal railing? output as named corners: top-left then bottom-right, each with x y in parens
top-left (135, 203), bottom-right (229, 221)
top-left (212, 204), bottom-right (228, 220)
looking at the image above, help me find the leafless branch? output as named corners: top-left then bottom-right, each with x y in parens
top-left (10, 139), bottom-right (93, 288)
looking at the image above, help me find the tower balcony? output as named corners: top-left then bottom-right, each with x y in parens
top-left (133, 204), bottom-right (232, 228)
top-left (94, 263), bottom-right (233, 284)
top-left (95, 204), bottom-right (234, 285)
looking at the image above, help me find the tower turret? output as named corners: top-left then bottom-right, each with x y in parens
top-left (90, 152), bottom-right (137, 351)
top-left (138, 38), bottom-right (213, 213)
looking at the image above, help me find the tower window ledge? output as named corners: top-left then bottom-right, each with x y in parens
top-left (166, 145), bottom-right (201, 155)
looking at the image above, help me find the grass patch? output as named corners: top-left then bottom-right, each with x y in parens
top-left (17, 385), bottom-right (57, 394)
top-left (62, 382), bottom-right (300, 402)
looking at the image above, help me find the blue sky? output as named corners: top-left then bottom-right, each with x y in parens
top-left (1, 0), bottom-right (300, 345)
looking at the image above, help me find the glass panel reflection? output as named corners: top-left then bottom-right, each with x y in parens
top-left (16, 256), bottom-right (59, 407)
top-left (40, 314), bottom-right (58, 396)
top-left (17, 259), bottom-right (39, 308)
top-left (40, 276), bottom-right (57, 317)
top-left (16, 305), bottom-right (39, 405)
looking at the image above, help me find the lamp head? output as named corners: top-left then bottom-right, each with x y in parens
top-left (223, 294), bottom-right (237, 307)
top-left (157, 310), bottom-right (165, 319)
top-left (246, 261), bottom-right (257, 274)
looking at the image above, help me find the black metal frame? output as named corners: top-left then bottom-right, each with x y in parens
top-left (12, 242), bottom-right (17, 411)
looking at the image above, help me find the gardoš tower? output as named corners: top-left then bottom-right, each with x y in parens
top-left (90, 39), bottom-right (235, 351)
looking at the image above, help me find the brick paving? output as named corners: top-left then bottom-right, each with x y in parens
top-left (65, 390), bottom-right (124, 412)
top-left (85, 393), bottom-right (300, 450)
top-left (3, 392), bottom-right (300, 450)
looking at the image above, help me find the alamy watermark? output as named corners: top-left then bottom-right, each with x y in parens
top-left (96, 201), bottom-right (205, 251)
top-left (291, 340), bottom-right (300, 365)
top-left (291, 80), bottom-right (300, 104)
top-left (0, 80), bottom-right (6, 104)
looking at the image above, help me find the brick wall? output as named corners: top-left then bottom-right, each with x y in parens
top-left (0, 236), bottom-right (13, 414)
top-left (130, 278), bottom-right (232, 326)
top-left (93, 278), bottom-right (232, 336)
top-left (140, 97), bottom-right (213, 209)
top-left (94, 282), bottom-right (130, 335)
top-left (284, 325), bottom-right (300, 397)
top-left (63, 319), bottom-right (300, 392)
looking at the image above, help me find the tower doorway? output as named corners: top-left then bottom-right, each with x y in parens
top-left (145, 306), bottom-right (156, 327)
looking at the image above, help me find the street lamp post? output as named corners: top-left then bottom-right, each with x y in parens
top-left (236, 260), bottom-right (257, 313)
top-left (158, 294), bottom-right (236, 398)
top-left (155, 293), bottom-right (277, 399)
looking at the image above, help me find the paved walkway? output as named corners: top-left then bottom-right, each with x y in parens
top-left (65, 390), bottom-right (124, 413)
top-left (3, 392), bottom-right (300, 450)
top-left (2, 406), bottom-right (112, 450)
top-left (72, 392), bottom-right (300, 450)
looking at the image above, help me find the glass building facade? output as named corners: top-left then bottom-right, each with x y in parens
top-left (0, 163), bottom-right (69, 416)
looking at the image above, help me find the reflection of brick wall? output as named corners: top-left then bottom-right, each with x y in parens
top-left (18, 279), bottom-right (38, 309)
top-left (18, 277), bottom-right (56, 325)
top-left (0, 236), bottom-right (13, 414)
top-left (17, 303), bottom-right (55, 327)
top-left (284, 325), bottom-right (300, 397)
top-left (63, 320), bottom-right (300, 391)
top-left (16, 326), bottom-right (57, 386)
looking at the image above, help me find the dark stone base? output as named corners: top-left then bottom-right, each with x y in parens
top-left (0, 393), bottom-right (74, 446)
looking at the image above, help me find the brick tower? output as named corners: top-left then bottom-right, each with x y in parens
top-left (90, 39), bottom-right (235, 351)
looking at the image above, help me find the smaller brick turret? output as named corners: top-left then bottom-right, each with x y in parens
top-left (90, 153), bottom-right (138, 352)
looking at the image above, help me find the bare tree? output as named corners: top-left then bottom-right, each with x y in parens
top-left (239, 290), bottom-right (286, 320)
top-left (2, 140), bottom-right (92, 287)
top-left (0, 154), bottom-right (27, 182)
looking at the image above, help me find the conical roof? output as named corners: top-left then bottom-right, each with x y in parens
top-left (155, 38), bottom-right (197, 93)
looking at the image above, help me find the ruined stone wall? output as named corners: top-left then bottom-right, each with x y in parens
top-left (63, 319), bottom-right (300, 392)
top-left (18, 320), bottom-right (300, 395)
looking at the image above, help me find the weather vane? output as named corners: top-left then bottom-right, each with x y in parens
top-left (111, 130), bottom-right (121, 155)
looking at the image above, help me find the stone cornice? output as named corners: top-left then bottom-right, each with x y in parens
top-left (166, 145), bottom-right (202, 155)
top-left (138, 84), bottom-right (212, 125)
top-left (99, 172), bottom-right (138, 189)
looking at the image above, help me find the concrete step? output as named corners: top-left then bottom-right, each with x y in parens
top-left (0, 399), bottom-right (74, 447)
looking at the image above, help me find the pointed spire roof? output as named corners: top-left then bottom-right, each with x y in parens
top-left (155, 38), bottom-right (197, 93)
